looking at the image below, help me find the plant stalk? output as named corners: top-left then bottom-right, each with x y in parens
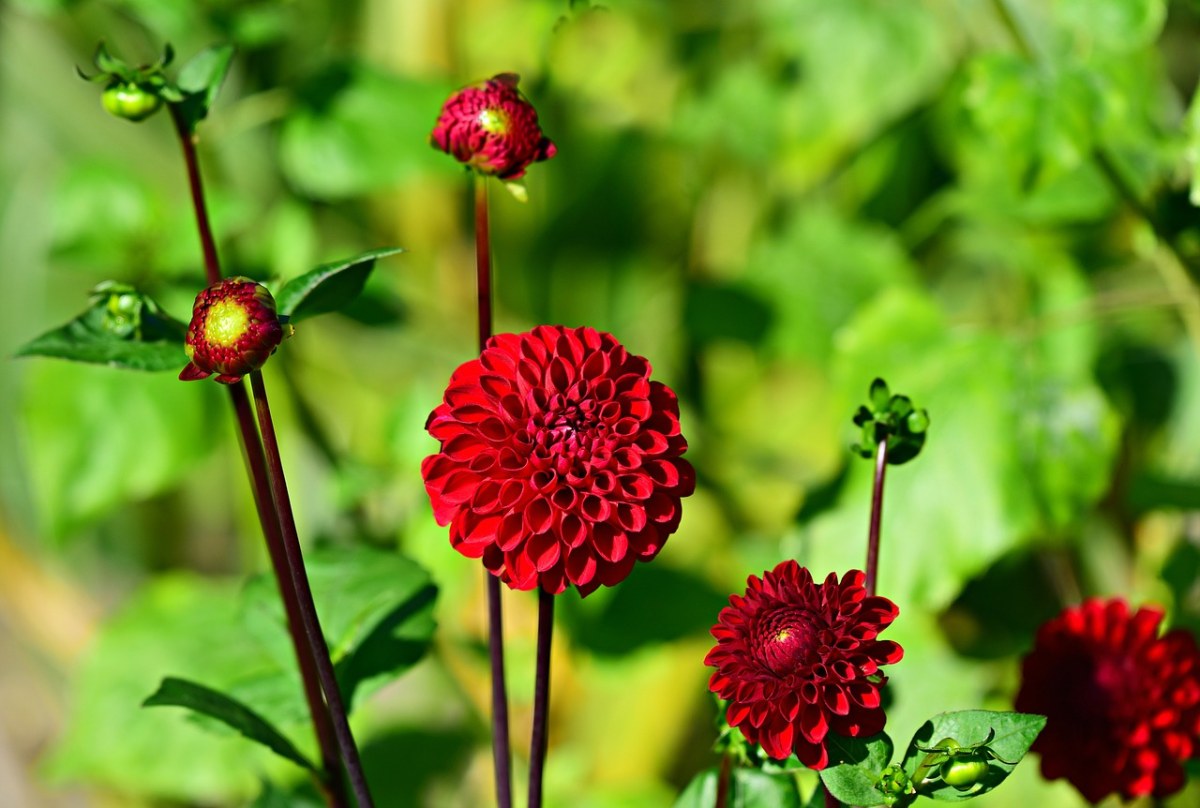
top-left (864, 438), bottom-right (889, 596)
top-left (250, 372), bottom-right (376, 808)
top-left (528, 587), bottom-right (555, 808)
top-left (475, 174), bottom-right (514, 808)
top-left (714, 753), bottom-right (731, 808)
top-left (167, 105), bottom-right (356, 806)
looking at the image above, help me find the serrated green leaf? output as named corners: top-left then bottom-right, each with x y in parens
top-left (143, 677), bottom-right (317, 773)
top-left (819, 732), bottom-right (894, 807)
top-left (15, 283), bottom-right (187, 372)
top-left (899, 710), bottom-right (1045, 801)
top-left (275, 247), bottom-right (403, 323)
top-left (174, 44), bottom-right (234, 130)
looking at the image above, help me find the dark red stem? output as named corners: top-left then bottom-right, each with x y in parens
top-left (824, 784), bottom-right (841, 807)
top-left (528, 587), bottom-right (555, 808)
top-left (475, 174), bottom-right (514, 808)
top-left (250, 372), bottom-right (375, 808)
top-left (714, 754), bottom-right (731, 808)
top-left (226, 383), bottom-right (347, 807)
top-left (864, 438), bottom-right (889, 596)
top-left (168, 106), bottom-right (221, 287)
top-left (167, 103), bottom-right (349, 807)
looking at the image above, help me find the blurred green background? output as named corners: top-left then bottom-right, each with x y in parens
top-left (3, 0), bottom-right (1200, 805)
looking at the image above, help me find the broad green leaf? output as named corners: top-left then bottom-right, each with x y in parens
top-left (275, 248), bottom-right (403, 323)
top-left (15, 282), bottom-right (187, 372)
top-left (899, 711), bottom-right (1046, 801)
top-left (174, 44), bottom-right (235, 130)
top-left (819, 732), bottom-right (894, 807)
top-left (241, 544), bottom-right (437, 715)
top-left (673, 767), bottom-right (803, 808)
top-left (143, 677), bottom-right (317, 773)
top-left (673, 767), bottom-right (718, 808)
top-left (44, 576), bottom-right (288, 803)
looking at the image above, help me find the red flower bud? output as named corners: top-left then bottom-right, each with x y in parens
top-left (430, 73), bottom-right (556, 180)
top-left (180, 278), bottom-right (285, 384)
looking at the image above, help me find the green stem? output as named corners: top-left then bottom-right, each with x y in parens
top-left (251, 371), bottom-right (376, 808)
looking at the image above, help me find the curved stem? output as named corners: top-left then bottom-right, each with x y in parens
top-left (168, 106), bottom-right (221, 287)
top-left (475, 174), bottom-right (513, 808)
top-left (250, 372), bottom-right (375, 808)
top-left (864, 438), bottom-right (889, 595)
top-left (528, 588), bottom-right (555, 808)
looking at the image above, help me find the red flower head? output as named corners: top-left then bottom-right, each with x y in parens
top-left (421, 325), bottom-right (694, 596)
top-left (705, 563), bottom-right (903, 770)
top-left (180, 277), bottom-right (285, 384)
top-left (430, 73), bottom-right (556, 180)
top-left (1015, 598), bottom-right (1200, 803)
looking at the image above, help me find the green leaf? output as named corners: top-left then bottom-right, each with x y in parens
top-left (673, 767), bottom-right (718, 808)
top-left (174, 44), bottom-right (235, 130)
top-left (899, 710), bottom-right (1046, 801)
top-left (820, 732), bottom-right (894, 807)
top-left (143, 677), bottom-right (317, 773)
top-left (241, 544), bottom-right (436, 714)
top-left (275, 247), bottom-right (403, 324)
top-left (15, 282), bottom-right (187, 372)
top-left (674, 767), bottom-right (803, 808)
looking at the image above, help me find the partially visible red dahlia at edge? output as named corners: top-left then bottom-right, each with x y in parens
top-left (430, 73), bottom-right (556, 180)
top-left (1015, 598), bottom-right (1200, 803)
top-left (705, 563), bottom-right (903, 769)
top-left (421, 325), bottom-right (695, 596)
top-left (180, 277), bottom-right (285, 384)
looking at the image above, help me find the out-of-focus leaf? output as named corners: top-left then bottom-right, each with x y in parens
top-left (241, 545), bottom-right (436, 714)
top-left (44, 576), bottom-right (284, 803)
top-left (820, 732), bottom-right (894, 806)
top-left (279, 64), bottom-right (454, 199)
top-left (1051, 0), bottom-right (1167, 52)
top-left (275, 248), bottom-right (403, 323)
top-left (673, 767), bottom-right (804, 808)
top-left (899, 711), bottom-right (1045, 801)
top-left (15, 282), bottom-right (187, 371)
top-left (20, 360), bottom-right (219, 539)
top-left (143, 677), bottom-right (317, 773)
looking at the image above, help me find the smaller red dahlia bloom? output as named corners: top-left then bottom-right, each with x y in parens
top-left (180, 277), bottom-right (285, 384)
top-left (421, 325), bottom-right (694, 596)
top-left (705, 563), bottom-right (903, 770)
top-left (1015, 598), bottom-right (1200, 803)
top-left (430, 73), bottom-right (556, 180)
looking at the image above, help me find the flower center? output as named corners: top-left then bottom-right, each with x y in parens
top-left (753, 607), bottom-right (821, 676)
top-left (478, 106), bottom-right (510, 135)
top-left (204, 299), bottom-right (250, 348)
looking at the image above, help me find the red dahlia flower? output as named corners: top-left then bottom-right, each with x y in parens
top-left (430, 73), bottom-right (556, 180)
top-left (180, 277), bottom-right (285, 384)
top-left (705, 563), bottom-right (903, 769)
top-left (421, 325), bottom-right (694, 596)
top-left (1015, 598), bottom-right (1200, 803)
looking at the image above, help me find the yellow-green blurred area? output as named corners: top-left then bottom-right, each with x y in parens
top-left (4, 0), bottom-right (1200, 805)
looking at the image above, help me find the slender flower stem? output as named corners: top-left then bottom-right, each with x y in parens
top-left (166, 105), bottom-right (354, 806)
top-left (714, 753), bottom-right (731, 808)
top-left (474, 174), bottom-right (513, 808)
top-left (251, 371), bottom-right (376, 808)
top-left (168, 106), bottom-right (221, 287)
top-left (864, 438), bottom-right (889, 596)
top-left (528, 588), bottom-right (555, 808)
top-left (227, 383), bottom-right (347, 808)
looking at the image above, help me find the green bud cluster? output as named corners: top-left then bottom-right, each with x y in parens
top-left (851, 377), bottom-right (930, 465)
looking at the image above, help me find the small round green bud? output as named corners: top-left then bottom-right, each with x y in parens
top-left (941, 758), bottom-right (989, 789)
top-left (101, 81), bottom-right (162, 122)
top-left (906, 409), bottom-right (930, 434)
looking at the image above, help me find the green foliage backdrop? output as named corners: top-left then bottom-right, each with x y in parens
top-left (2, 0), bottom-right (1200, 806)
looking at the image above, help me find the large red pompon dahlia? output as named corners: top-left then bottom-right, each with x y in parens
top-left (1015, 598), bottom-right (1200, 803)
top-left (430, 73), bottom-right (556, 180)
top-left (421, 325), bottom-right (694, 596)
top-left (705, 564), bottom-right (903, 769)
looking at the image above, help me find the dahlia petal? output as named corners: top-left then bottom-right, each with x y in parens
top-left (823, 686), bottom-right (850, 716)
top-left (524, 496), bottom-right (554, 534)
top-left (565, 546), bottom-right (598, 587)
top-left (497, 512), bottom-right (525, 552)
top-left (179, 362), bottom-right (211, 381)
top-left (526, 531), bottom-right (562, 573)
top-left (800, 704), bottom-right (828, 743)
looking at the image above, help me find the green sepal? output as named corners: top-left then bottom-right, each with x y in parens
top-left (819, 732), bottom-right (894, 806)
top-left (899, 710), bottom-right (1045, 801)
top-left (142, 676), bottom-right (318, 774)
top-left (275, 247), bottom-right (404, 324)
top-left (15, 282), bottom-right (187, 372)
top-left (850, 376), bottom-right (930, 465)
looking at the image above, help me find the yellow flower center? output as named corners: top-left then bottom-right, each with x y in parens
top-left (478, 107), bottom-right (510, 135)
top-left (204, 299), bottom-right (249, 347)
